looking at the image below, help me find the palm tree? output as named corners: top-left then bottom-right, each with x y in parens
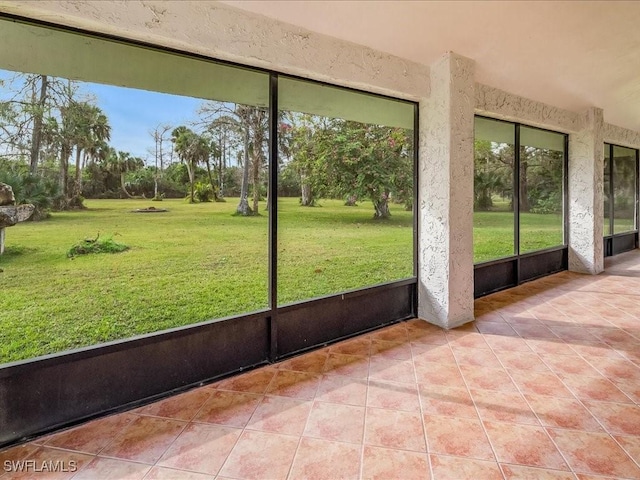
top-left (73, 107), bottom-right (111, 196)
top-left (171, 126), bottom-right (211, 203)
top-left (106, 150), bottom-right (143, 198)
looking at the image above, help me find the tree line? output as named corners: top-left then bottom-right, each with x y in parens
top-left (474, 140), bottom-right (564, 214)
top-left (0, 71), bottom-right (414, 219)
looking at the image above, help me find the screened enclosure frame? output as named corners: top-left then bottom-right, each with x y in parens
top-left (603, 142), bottom-right (640, 257)
top-left (473, 115), bottom-right (569, 297)
top-left (0, 14), bottom-right (418, 448)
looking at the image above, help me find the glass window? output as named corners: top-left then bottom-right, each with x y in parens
top-left (473, 117), bottom-right (516, 263)
top-left (519, 126), bottom-right (565, 253)
top-left (0, 19), bottom-right (269, 363)
top-left (612, 145), bottom-right (637, 234)
top-left (277, 77), bottom-right (415, 305)
top-left (604, 144), bottom-right (612, 236)
top-left (474, 118), bottom-right (567, 263)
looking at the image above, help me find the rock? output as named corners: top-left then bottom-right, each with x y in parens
top-left (0, 205), bottom-right (34, 228)
top-left (0, 210), bottom-right (16, 228)
top-left (0, 183), bottom-right (15, 206)
top-left (15, 204), bottom-right (35, 223)
top-left (0, 200), bottom-right (35, 255)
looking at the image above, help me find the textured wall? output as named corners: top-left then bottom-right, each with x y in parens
top-left (418, 53), bottom-right (475, 329)
top-left (604, 123), bottom-right (640, 149)
top-left (475, 83), bottom-right (581, 133)
top-left (568, 107), bottom-right (605, 274)
top-left (0, 0), bottom-right (429, 100)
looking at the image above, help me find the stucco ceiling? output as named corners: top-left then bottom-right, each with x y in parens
top-left (222, 0), bottom-right (640, 132)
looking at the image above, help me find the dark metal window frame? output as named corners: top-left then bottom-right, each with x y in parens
top-left (603, 142), bottom-right (640, 257)
top-left (0, 14), bottom-right (419, 448)
top-left (473, 115), bottom-right (569, 298)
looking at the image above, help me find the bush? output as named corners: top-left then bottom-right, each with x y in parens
top-left (67, 235), bottom-right (129, 258)
top-left (530, 191), bottom-right (562, 214)
top-left (193, 182), bottom-right (214, 203)
top-left (0, 168), bottom-right (60, 220)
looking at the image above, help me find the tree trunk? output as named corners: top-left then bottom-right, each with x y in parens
top-left (218, 137), bottom-right (225, 198)
top-left (300, 171), bottom-right (314, 206)
top-left (301, 182), bottom-right (313, 206)
top-left (59, 143), bottom-right (70, 198)
top-left (74, 146), bottom-right (83, 196)
top-left (373, 192), bottom-right (391, 219)
top-left (237, 128), bottom-right (253, 215)
top-left (205, 158), bottom-right (218, 201)
top-left (519, 159), bottom-right (529, 212)
top-left (251, 112), bottom-right (266, 215)
top-left (29, 75), bottom-right (48, 175)
top-left (185, 161), bottom-right (195, 203)
top-left (120, 172), bottom-right (134, 198)
top-left (344, 195), bottom-right (358, 207)
top-left (251, 150), bottom-right (261, 214)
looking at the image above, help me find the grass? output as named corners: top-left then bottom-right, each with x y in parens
top-left (473, 211), bottom-right (564, 263)
top-left (0, 198), bottom-right (413, 362)
top-left (0, 197), bottom-right (576, 363)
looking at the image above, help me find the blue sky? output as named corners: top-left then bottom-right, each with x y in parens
top-left (81, 82), bottom-right (203, 161)
top-left (0, 70), bottom-right (205, 161)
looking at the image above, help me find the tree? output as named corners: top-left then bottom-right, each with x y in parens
top-left (474, 139), bottom-right (510, 211)
top-left (279, 113), bottom-right (329, 207)
top-left (44, 81), bottom-right (104, 204)
top-left (150, 124), bottom-right (172, 200)
top-left (0, 73), bottom-right (79, 183)
top-left (202, 136), bottom-right (220, 202)
top-left (171, 126), bottom-right (211, 203)
top-left (69, 102), bottom-right (111, 196)
top-left (207, 115), bottom-right (242, 199)
top-left (105, 149), bottom-right (144, 198)
top-left (0, 74), bottom-right (57, 170)
top-left (28, 75), bottom-right (48, 175)
top-left (198, 102), bottom-right (268, 215)
top-left (473, 139), bottom-right (514, 211)
top-left (520, 145), bottom-right (563, 214)
top-left (318, 120), bottom-right (413, 219)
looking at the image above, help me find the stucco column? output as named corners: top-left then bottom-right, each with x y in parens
top-left (568, 107), bottom-right (604, 274)
top-left (418, 52), bottom-right (475, 329)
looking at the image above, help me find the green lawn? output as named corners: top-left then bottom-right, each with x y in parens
top-left (0, 198), bottom-right (413, 362)
top-left (473, 211), bottom-right (564, 263)
top-left (0, 198), bottom-right (571, 363)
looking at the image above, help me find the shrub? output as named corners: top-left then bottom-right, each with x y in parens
top-left (0, 169), bottom-right (60, 220)
top-left (530, 191), bottom-right (562, 214)
top-left (193, 182), bottom-right (214, 203)
top-left (67, 235), bottom-right (129, 258)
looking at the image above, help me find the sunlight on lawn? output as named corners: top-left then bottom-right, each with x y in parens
top-left (0, 198), bottom-right (413, 362)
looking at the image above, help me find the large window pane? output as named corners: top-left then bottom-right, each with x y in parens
top-left (612, 145), bottom-right (637, 234)
top-left (519, 126), bottom-right (565, 253)
top-left (604, 144), bottom-right (612, 236)
top-left (473, 117), bottom-right (515, 263)
top-left (277, 77), bottom-right (414, 305)
top-left (0, 19), bottom-right (269, 363)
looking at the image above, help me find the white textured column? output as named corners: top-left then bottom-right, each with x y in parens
top-left (418, 52), bottom-right (475, 329)
top-left (568, 107), bottom-right (604, 274)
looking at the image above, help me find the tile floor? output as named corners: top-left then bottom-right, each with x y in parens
top-left (2, 252), bottom-right (640, 479)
